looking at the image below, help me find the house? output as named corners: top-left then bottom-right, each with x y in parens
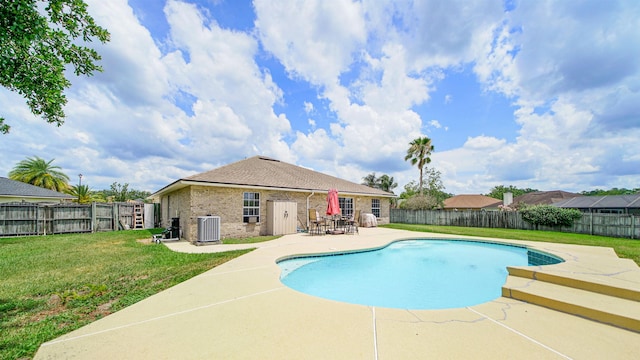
top-left (553, 194), bottom-right (640, 215)
top-left (513, 190), bottom-right (582, 206)
top-left (442, 194), bottom-right (502, 211)
top-left (150, 156), bottom-right (395, 241)
top-left (0, 177), bottom-right (74, 203)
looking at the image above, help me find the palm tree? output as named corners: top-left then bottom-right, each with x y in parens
top-left (361, 173), bottom-right (378, 188)
top-left (404, 136), bottom-right (434, 195)
top-left (9, 156), bottom-right (70, 192)
top-left (377, 174), bottom-right (398, 193)
top-left (66, 184), bottom-right (97, 204)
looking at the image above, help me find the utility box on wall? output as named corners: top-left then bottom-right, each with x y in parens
top-left (266, 201), bottom-right (297, 235)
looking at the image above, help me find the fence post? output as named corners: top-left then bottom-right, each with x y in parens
top-left (631, 215), bottom-right (635, 240)
top-left (590, 212), bottom-right (593, 235)
top-left (113, 203), bottom-right (119, 231)
top-left (35, 205), bottom-right (40, 235)
top-left (91, 202), bottom-right (97, 233)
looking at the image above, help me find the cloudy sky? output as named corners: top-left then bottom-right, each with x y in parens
top-left (1, 0), bottom-right (639, 195)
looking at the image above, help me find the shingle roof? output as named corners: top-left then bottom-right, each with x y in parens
top-left (553, 194), bottom-right (640, 209)
top-left (443, 194), bottom-right (502, 209)
top-left (154, 156), bottom-right (394, 197)
top-left (513, 190), bottom-right (582, 205)
top-left (0, 177), bottom-right (73, 199)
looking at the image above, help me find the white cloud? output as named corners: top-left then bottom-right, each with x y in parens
top-left (303, 101), bottom-right (314, 114)
top-left (254, 0), bottom-right (366, 85)
top-left (1, 0), bottom-right (638, 197)
top-left (429, 120), bottom-right (442, 129)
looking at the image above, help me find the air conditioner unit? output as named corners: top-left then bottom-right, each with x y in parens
top-left (197, 216), bottom-right (220, 244)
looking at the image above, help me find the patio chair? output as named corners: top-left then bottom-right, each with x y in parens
top-left (308, 209), bottom-right (327, 235)
top-left (345, 209), bottom-right (360, 234)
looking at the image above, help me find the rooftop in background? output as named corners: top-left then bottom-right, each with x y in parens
top-left (553, 194), bottom-right (640, 214)
top-left (152, 156), bottom-right (395, 198)
top-left (514, 190), bottom-right (583, 206)
top-left (443, 194), bottom-right (502, 210)
top-left (0, 177), bottom-right (74, 201)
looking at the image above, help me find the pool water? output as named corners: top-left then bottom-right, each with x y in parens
top-left (278, 240), bottom-right (532, 310)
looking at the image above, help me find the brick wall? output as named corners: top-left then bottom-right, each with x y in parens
top-left (161, 186), bottom-right (390, 242)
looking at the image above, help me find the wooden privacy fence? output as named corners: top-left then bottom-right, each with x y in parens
top-left (0, 202), bottom-right (140, 237)
top-left (390, 209), bottom-right (640, 239)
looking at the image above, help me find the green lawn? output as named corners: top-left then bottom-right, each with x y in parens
top-left (0, 230), bottom-right (259, 360)
top-left (383, 223), bottom-right (640, 265)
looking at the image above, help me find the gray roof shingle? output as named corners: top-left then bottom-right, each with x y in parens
top-left (156, 156), bottom-right (394, 197)
top-left (513, 190), bottom-right (582, 205)
top-left (553, 194), bottom-right (640, 209)
top-left (0, 177), bottom-right (73, 199)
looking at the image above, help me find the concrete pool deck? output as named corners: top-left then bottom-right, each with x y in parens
top-left (36, 228), bottom-right (640, 359)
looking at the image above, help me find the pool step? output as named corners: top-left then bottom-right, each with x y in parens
top-left (502, 275), bottom-right (640, 333)
top-left (506, 266), bottom-right (640, 301)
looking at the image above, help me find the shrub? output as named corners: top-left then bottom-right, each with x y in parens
top-left (400, 194), bottom-right (440, 210)
top-left (520, 205), bottom-right (583, 227)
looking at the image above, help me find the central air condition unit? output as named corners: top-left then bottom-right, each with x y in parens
top-left (197, 216), bottom-right (221, 244)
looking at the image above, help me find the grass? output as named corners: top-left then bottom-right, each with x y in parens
top-left (0, 229), bottom-right (268, 360)
top-left (382, 223), bottom-right (640, 265)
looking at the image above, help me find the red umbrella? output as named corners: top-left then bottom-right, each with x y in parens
top-left (326, 188), bottom-right (340, 216)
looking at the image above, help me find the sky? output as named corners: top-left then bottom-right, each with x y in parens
top-left (1, 0), bottom-right (639, 196)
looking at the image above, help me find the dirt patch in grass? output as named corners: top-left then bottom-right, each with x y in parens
top-left (136, 237), bottom-right (153, 245)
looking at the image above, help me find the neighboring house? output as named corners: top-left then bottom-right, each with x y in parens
top-left (553, 194), bottom-right (640, 215)
top-left (442, 194), bottom-right (502, 211)
top-left (513, 190), bottom-right (582, 206)
top-left (150, 156), bottom-right (395, 241)
top-left (0, 177), bottom-right (74, 203)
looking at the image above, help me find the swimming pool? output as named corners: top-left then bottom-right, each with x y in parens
top-left (278, 239), bottom-right (563, 310)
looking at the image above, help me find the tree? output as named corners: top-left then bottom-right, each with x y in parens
top-left (377, 174), bottom-right (398, 193)
top-left (581, 188), bottom-right (640, 196)
top-left (66, 184), bottom-right (99, 204)
top-left (361, 173), bottom-right (378, 188)
top-left (486, 185), bottom-right (538, 200)
top-left (9, 156), bottom-right (70, 192)
top-left (0, 0), bottom-right (110, 134)
top-left (108, 182), bottom-right (129, 202)
top-left (404, 136), bottom-right (434, 195)
top-left (362, 173), bottom-right (398, 193)
top-left (399, 168), bottom-right (451, 209)
top-left (96, 182), bottom-right (151, 202)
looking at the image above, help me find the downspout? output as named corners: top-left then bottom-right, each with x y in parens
top-left (306, 192), bottom-right (315, 231)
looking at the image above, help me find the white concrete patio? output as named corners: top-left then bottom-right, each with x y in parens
top-left (35, 227), bottom-right (640, 359)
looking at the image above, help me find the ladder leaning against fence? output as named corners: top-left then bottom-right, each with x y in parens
top-left (133, 204), bottom-right (144, 229)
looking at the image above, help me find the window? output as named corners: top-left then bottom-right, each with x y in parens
top-left (372, 199), bottom-right (380, 218)
top-left (338, 197), bottom-right (353, 217)
top-left (243, 192), bottom-right (260, 223)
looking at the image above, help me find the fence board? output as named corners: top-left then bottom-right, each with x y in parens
top-left (391, 209), bottom-right (640, 239)
top-left (0, 202), bottom-right (138, 237)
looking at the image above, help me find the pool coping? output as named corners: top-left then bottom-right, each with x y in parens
top-left (35, 227), bottom-right (640, 359)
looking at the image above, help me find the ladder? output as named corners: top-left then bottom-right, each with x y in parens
top-left (133, 204), bottom-right (144, 229)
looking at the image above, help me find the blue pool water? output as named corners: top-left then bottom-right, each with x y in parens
top-left (279, 240), bottom-right (537, 309)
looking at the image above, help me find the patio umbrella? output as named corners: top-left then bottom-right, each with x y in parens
top-left (326, 188), bottom-right (340, 216)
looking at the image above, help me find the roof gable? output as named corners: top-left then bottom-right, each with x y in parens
top-left (0, 177), bottom-right (73, 199)
top-left (156, 156), bottom-right (394, 197)
top-left (443, 194), bottom-right (502, 209)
